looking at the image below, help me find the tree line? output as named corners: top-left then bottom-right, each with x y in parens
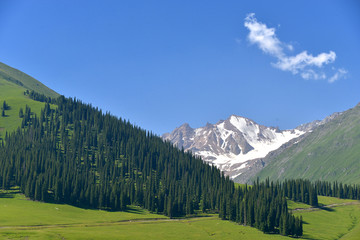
top-left (315, 180), bottom-right (360, 200)
top-left (24, 90), bottom-right (57, 104)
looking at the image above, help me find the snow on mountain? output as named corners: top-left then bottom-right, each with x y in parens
top-left (162, 115), bottom-right (305, 179)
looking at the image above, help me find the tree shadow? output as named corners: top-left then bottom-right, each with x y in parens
top-left (125, 206), bottom-right (145, 214)
top-left (320, 206), bottom-right (335, 212)
top-left (0, 192), bottom-right (16, 198)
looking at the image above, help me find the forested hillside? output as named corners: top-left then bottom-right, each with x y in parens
top-left (0, 95), bottom-right (307, 236)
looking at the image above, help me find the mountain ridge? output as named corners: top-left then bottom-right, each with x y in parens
top-left (0, 61), bottom-right (59, 98)
top-left (162, 114), bottom-right (305, 179)
top-left (252, 103), bottom-right (360, 184)
top-left (163, 108), bottom-right (351, 183)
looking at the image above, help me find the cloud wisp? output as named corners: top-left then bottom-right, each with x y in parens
top-left (328, 68), bottom-right (348, 83)
top-left (244, 13), bottom-right (346, 83)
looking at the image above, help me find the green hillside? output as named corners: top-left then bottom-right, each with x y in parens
top-left (0, 78), bottom-right (52, 140)
top-left (0, 62), bottom-right (59, 140)
top-left (255, 103), bottom-right (360, 184)
top-left (0, 62), bottom-right (59, 98)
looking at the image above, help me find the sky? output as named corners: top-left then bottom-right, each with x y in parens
top-left (1, 0), bottom-right (359, 135)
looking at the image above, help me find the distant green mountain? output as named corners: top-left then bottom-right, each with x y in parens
top-left (0, 62), bottom-right (59, 98)
top-left (254, 103), bottom-right (360, 184)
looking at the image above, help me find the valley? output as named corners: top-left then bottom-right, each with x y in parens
top-left (1, 60), bottom-right (360, 240)
top-left (1, 1), bottom-right (359, 239)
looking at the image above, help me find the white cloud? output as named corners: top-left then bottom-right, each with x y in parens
top-left (274, 51), bottom-right (336, 74)
top-left (328, 68), bottom-right (348, 83)
top-left (300, 70), bottom-right (326, 80)
top-left (244, 13), bottom-right (285, 57)
top-left (244, 13), bottom-right (347, 83)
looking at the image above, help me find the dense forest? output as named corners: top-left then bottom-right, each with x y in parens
top-left (315, 180), bottom-right (360, 200)
top-left (2, 95), bottom-right (357, 237)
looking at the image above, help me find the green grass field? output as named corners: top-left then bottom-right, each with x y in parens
top-left (292, 196), bottom-right (360, 240)
top-left (287, 200), bottom-right (311, 210)
top-left (1, 191), bottom-right (360, 239)
top-left (317, 196), bottom-right (358, 206)
top-left (0, 190), bottom-right (290, 240)
top-left (0, 190), bottom-right (167, 227)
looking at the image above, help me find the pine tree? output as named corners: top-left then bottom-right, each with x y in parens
top-left (19, 108), bottom-right (24, 118)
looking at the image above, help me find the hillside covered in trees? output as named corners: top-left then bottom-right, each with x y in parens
top-left (1, 88), bottom-right (360, 238)
top-left (2, 90), bottom-right (360, 237)
top-left (0, 95), bottom-right (310, 236)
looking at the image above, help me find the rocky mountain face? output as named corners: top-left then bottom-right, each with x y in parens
top-left (163, 112), bottom-right (344, 183)
top-left (295, 112), bottom-right (342, 132)
top-left (163, 115), bottom-right (306, 180)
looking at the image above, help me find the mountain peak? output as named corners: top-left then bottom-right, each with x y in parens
top-left (163, 114), bottom-right (305, 179)
top-left (178, 123), bottom-right (192, 129)
top-left (229, 114), bottom-right (250, 122)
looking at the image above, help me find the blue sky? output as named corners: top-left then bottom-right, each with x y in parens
top-left (1, 0), bottom-right (359, 135)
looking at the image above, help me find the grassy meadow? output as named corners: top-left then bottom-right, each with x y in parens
top-left (293, 196), bottom-right (360, 240)
top-left (0, 190), bottom-right (360, 239)
top-left (0, 190), bottom-right (290, 240)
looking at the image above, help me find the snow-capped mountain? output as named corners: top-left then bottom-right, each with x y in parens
top-left (162, 115), bottom-right (305, 179)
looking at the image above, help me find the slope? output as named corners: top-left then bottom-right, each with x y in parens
top-left (254, 103), bottom-right (360, 184)
top-left (0, 61), bottom-right (59, 98)
top-left (0, 61), bottom-right (60, 140)
top-left (0, 77), bottom-right (54, 140)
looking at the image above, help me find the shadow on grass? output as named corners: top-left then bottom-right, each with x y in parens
top-left (301, 237), bottom-right (318, 240)
top-left (0, 189), bottom-right (22, 198)
top-left (0, 192), bottom-right (16, 198)
top-left (320, 206), bottom-right (335, 212)
top-left (125, 207), bottom-right (144, 214)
